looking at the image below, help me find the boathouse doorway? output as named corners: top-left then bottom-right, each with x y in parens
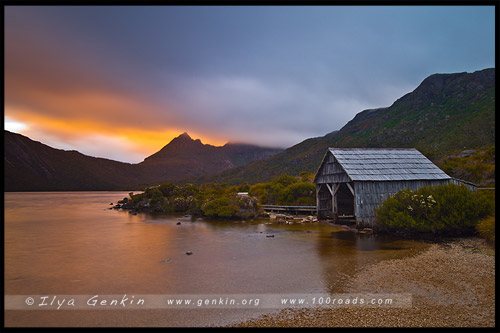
top-left (337, 183), bottom-right (354, 217)
top-left (316, 182), bottom-right (354, 220)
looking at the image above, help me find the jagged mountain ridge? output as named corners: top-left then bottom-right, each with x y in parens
top-left (195, 68), bottom-right (495, 185)
top-left (4, 131), bottom-right (283, 191)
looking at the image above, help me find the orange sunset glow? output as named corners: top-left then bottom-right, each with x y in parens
top-left (5, 81), bottom-right (229, 162)
top-left (6, 106), bottom-right (227, 163)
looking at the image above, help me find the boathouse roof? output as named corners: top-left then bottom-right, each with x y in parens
top-left (318, 148), bottom-right (451, 182)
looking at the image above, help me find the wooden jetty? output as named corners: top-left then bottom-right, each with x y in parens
top-left (262, 205), bottom-right (317, 215)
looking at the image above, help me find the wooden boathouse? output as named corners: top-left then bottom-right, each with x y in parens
top-left (313, 148), bottom-right (474, 226)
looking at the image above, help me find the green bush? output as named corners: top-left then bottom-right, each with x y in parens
top-left (148, 188), bottom-right (164, 211)
top-left (477, 189), bottom-right (495, 216)
top-left (375, 183), bottom-right (493, 236)
top-left (249, 182), bottom-right (283, 204)
top-left (299, 171), bottom-right (315, 182)
top-left (249, 173), bottom-right (315, 205)
top-left (199, 182), bottom-right (230, 197)
top-left (201, 196), bottom-right (240, 218)
top-left (158, 182), bottom-right (177, 197)
top-left (477, 216), bottom-right (495, 244)
top-left (172, 197), bottom-right (189, 212)
top-left (272, 174), bottom-right (298, 187)
top-left (439, 146), bottom-right (495, 187)
top-left (201, 194), bottom-right (260, 219)
top-left (236, 182), bottom-right (250, 192)
top-left (177, 183), bottom-right (199, 197)
top-left (278, 182), bottom-right (316, 205)
top-left (129, 192), bottom-right (147, 205)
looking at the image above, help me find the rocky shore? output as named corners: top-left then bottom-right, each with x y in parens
top-left (231, 237), bottom-right (495, 328)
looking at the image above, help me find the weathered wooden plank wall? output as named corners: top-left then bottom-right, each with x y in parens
top-left (315, 155), bottom-right (350, 184)
top-left (317, 184), bottom-right (333, 218)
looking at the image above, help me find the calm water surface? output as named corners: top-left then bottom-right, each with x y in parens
top-left (5, 192), bottom-right (428, 327)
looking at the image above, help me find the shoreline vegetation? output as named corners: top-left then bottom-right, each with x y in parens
top-left (375, 183), bottom-right (495, 240)
top-left (112, 174), bottom-right (316, 220)
top-left (113, 176), bottom-right (495, 243)
top-left (230, 237), bottom-right (495, 328)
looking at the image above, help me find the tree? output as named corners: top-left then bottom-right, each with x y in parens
top-left (278, 182), bottom-right (316, 205)
top-left (299, 171), bottom-right (315, 182)
top-left (158, 182), bottom-right (177, 197)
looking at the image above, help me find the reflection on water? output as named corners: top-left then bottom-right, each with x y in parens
top-left (5, 192), bottom-right (429, 326)
top-left (329, 231), bottom-right (407, 251)
top-left (317, 230), bottom-right (423, 294)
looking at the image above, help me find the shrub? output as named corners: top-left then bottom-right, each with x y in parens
top-left (272, 174), bottom-right (298, 187)
top-left (129, 192), bottom-right (147, 205)
top-left (236, 182), bottom-right (250, 192)
top-left (202, 196), bottom-right (240, 218)
top-left (477, 216), bottom-right (495, 244)
top-left (299, 171), bottom-right (315, 182)
top-left (199, 182), bottom-right (229, 197)
top-left (477, 189), bottom-right (495, 216)
top-left (375, 183), bottom-right (493, 236)
top-left (173, 197), bottom-right (189, 212)
top-left (158, 182), bottom-right (177, 197)
top-left (278, 182), bottom-right (316, 205)
top-left (249, 182), bottom-right (284, 205)
top-left (148, 188), bottom-right (164, 211)
top-left (249, 174), bottom-right (315, 205)
top-left (177, 183), bottom-right (199, 197)
top-left (201, 193), bottom-right (260, 219)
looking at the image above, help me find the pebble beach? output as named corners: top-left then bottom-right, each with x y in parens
top-left (231, 237), bottom-right (495, 328)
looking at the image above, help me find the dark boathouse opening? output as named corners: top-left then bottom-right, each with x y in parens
top-left (337, 183), bottom-right (354, 217)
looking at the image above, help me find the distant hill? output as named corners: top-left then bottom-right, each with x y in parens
top-left (333, 68), bottom-right (495, 153)
top-left (195, 68), bottom-right (495, 186)
top-left (4, 131), bottom-right (282, 191)
top-left (4, 130), bottom-right (142, 191)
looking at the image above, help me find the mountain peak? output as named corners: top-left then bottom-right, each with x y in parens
top-left (166, 132), bottom-right (203, 147)
top-left (399, 68), bottom-right (495, 103)
top-left (170, 132), bottom-right (194, 143)
top-left (141, 132), bottom-right (206, 163)
top-left (178, 132), bottom-right (191, 139)
top-left (169, 132), bottom-right (201, 145)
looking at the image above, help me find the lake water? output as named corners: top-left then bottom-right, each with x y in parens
top-left (5, 192), bottom-right (428, 327)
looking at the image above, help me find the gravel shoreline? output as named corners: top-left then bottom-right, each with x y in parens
top-left (231, 237), bottom-right (495, 328)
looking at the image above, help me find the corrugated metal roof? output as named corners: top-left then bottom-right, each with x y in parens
top-left (327, 148), bottom-right (451, 181)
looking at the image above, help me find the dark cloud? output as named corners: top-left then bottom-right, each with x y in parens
top-left (4, 6), bottom-right (495, 161)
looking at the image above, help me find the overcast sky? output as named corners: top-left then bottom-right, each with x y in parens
top-left (4, 5), bottom-right (495, 163)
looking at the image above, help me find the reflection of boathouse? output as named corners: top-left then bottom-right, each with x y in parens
top-left (313, 148), bottom-right (475, 226)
